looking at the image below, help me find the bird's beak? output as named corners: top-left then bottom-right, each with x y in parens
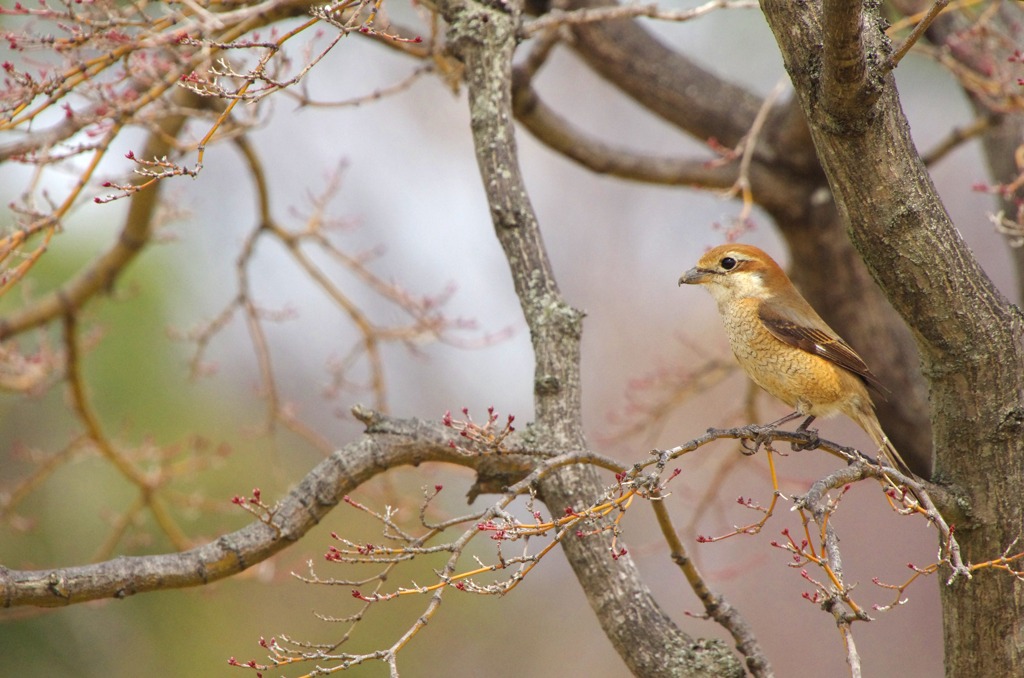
top-left (679, 267), bottom-right (712, 286)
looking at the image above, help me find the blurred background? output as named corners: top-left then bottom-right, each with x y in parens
top-left (0, 3), bottom-right (1015, 676)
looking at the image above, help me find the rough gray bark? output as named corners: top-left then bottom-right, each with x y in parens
top-left (919, 0), bottom-right (1024, 302)
top-left (758, 2), bottom-right (1024, 676)
top-left (439, 0), bottom-right (744, 674)
top-left (0, 412), bottom-right (495, 607)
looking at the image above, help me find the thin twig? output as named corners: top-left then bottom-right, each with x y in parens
top-left (921, 114), bottom-right (992, 166)
top-left (651, 498), bottom-right (775, 677)
top-left (522, 0), bottom-right (758, 37)
top-left (889, 0), bottom-right (951, 69)
top-left (725, 78), bottom-right (788, 220)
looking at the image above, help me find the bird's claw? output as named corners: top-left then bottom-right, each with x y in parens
top-left (740, 425), bottom-right (775, 455)
top-left (791, 428), bottom-right (820, 451)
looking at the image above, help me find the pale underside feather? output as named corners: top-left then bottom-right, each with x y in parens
top-left (757, 302), bottom-right (889, 399)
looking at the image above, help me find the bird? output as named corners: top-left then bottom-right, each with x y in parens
top-left (678, 243), bottom-right (912, 476)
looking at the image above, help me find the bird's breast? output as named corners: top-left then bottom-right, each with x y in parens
top-left (718, 299), bottom-right (864, 417)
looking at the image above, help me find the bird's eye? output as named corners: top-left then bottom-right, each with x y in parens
top-left (720, 257), bottom-right (737, 271)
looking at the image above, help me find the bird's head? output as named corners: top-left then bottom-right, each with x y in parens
top-left (678, 244), bottom-right (790, 303)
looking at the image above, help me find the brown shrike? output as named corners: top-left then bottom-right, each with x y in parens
top-left (679, 243), bottom-right (910, 474)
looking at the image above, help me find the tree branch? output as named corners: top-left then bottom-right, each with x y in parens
top-left (437, 0), bottom-right (745, 673)
top-left (512, 69), bottom-right (743, 189)
top-left (0, 90), bottom-right (203, 340)
top-left (510, 26), bottom-right (816, 220)
top-left (888, 0), bottom-right (950, 68)
top-left (564, 0), bottom-right (765, 148)
top-left (913, 0), bottom-right (1024, 300)
top-left (651, 499), bottom-right (775, 677)
top-left (0, 409), bottom-right (490, 608)
top-left (820, 0), bottom-right (878, 125)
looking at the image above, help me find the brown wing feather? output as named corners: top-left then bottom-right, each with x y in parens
top-left (758, 304), bottom-right (890, 399)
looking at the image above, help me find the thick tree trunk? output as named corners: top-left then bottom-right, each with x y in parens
top-left (759, 1), bottom-right (1024, 675)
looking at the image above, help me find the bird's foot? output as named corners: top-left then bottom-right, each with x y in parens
top-left (740, 424), bottom-right (776, 455)
top-left (791, 428), bottom-right (820, 451)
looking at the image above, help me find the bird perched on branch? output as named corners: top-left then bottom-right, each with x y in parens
top-left (679, 243), bottom-right (911, 475)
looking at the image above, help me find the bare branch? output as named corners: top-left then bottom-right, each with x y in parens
top-left (921, 114), bottom-right (993, 166)
top-left (566, 0), bottom-right (765, 147)
top-left (522, 0), bottom-right (758, 37)
top-left (62, 313), bottom-right (191, 551)
top-left (512, 68), bottom-right (743, 189)
top-left (819, 0), bottom-right (878, 123)
top-left (888, 0), bottom-right (951, 68)
top-left (651, 499), bottom-right (775, 678)
top-left (0, 90), bottom-right (199, 340)
top-left (724, 78), bottom-right (789, 221)
top-left (0, 409), bottom-right (500, 608)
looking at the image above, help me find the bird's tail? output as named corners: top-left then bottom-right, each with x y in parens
top-left (858, 410), bottom-right (914, 479)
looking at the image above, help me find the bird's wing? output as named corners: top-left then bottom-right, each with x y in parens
top-left (758, 303), bottom-right (890, 399)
